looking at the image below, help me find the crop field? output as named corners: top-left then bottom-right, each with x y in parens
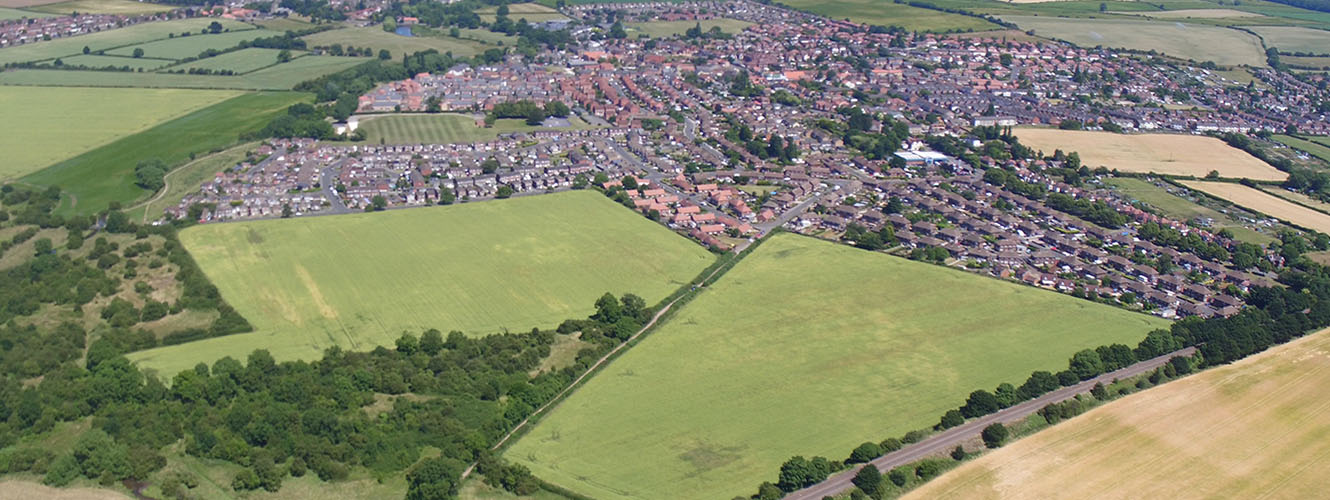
top-left (22, 91), bottom-right (308, 214)
top-left (356, 114), bottom-right (596, 144)
top-left (625, 18), bottom-right (754, 38)
top-left (506, 234), bottom-right (1167, 500)
top-left (0, 56), bottom-right (366, 89)
top-left (1015, 129), bottom-right (1287, 181)
top-left (25, 0), bottom-right (171, 14)
top-left (0, 5), bottom-right (50, 17)
top-left (0, 18), bottom-right (253, 65)
top-left (1139, 8), bottom-right (1265, 18)
top-left (776, 0), bottom-right (998, 32)
top-left (302, 26), bottom-right (488, 59)
top-left (126, 191), bottom-right (716, 376)
top-left (1250, 26), bottom-right (1330, 53)
top-left (908, 326), bottom-right (1330, 500)
top-left (56, 53), bottom-right (171, 69)
top-left (171, 48), bottom-right (303, 73)
top-left (0, 86), bottom-right (238, 181)
top-left (1180, 180), bottom-right (1330, 233)
top-left (105, 28), bottom-right (280, 60)
top-left (999, 16), bottom-right (1266, 66)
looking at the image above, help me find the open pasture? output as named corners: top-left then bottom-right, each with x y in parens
top-left (1249, 26), bottom-right (1330, 53)
top-left (476, 2), bottom-right (568, 22)
top-left (506, 234), bottom-right (1166, 500)
top-left (999, 15), bottom-right (1266, 66)
top-left (105, 28), bottom-right (279, 60)
top-left (626, 18), bottom-right (754, 38)
top-left (1139, 8), bottom-right (1265, 18)
top-left (56, 53), bottom-right (170, 69)
top-left (1015, 129), bottom-right (1287, 181)
top-left (1274, 134), bottom-right (1330, 162)
top-left (777, 0), bottom-right (999, 32)
top-left (170, 47), bottom-right (302, 74)
top-left (126, 191), bottom-right (715, 376)
top-left (0, 5), bottom-right (51, 17)
top-left (356, 113), bottom-right (595, 144)
top-left (907, 327), bottom-right (1330, 500)
top-left (0, 55), bottom-right (366, 89)
top-left (302, 25), bottom-right (487, 59)
top-left (0, 18), bottom-right (253, 65)
top-left (0, 86), bottom-right (238, 181)
top-left (21, 91), bottom-right (308, 214)
top-left (1180, 180), bottom-right (1330, 233)
top-left (25, 0), bottom-right (172, 15)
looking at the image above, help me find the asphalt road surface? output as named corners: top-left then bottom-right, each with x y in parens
top-left (785, 346), bottom-right (1198, 499)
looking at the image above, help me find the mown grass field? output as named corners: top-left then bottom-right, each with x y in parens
top-left (302, 25), bottom-right (488, 59)
top-left (105, 29), bottom-right (280, 60)
top-left (1181, 180), bottom-right (1330, 233)
top-left (999, 15), bottom-right (1266, 66)
top-left (1015, 129), bottom-right (1287, 181)
top-left (127, 191), bottom-right (716, 376)
top-left (1250, 26), bottom-right (1330, 53)
top-left (356, 114), bottom-right (595, 144)
top-left (21, 91), bottom-right (308, 214)
top-left (0, 56), bottom-right (366, 89)
top-left (507, 234), bottom-right (1167, 500)
top-left (777, 0), bottom-right (998, 31)
top-left (171, 48), bottom-right (303, 73)
top-left (0, 86), bottom-right (238, 181)
top-left (25, 0), bottom-right (171, 14)
top-left (476, 2), bottom-right (567, 23)
top-left (625, 18), bottom-right (754, 38)
top-left (908, 326), bottom-right (1330, 500)
top-left (0, 18), bottom-right (253, 65)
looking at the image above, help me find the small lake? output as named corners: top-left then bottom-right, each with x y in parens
top-left (395, 26), bottom-right (413, 37)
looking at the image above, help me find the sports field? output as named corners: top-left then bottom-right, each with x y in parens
top-left (0, 56), bottom-right (366, 89)
top-left (356, 114), bottom-right (596, 144)
top-left (0, 18), bottom-right (253, 65)
top-left (778, 0), bottom-right (998, 32)
top-left (999, 16), bottom-right (1266, 66)
top-left (127, 191), bottom-right (716, 376)
top-left (1180, 180), bottom-right (1330, 233)
top-left (1015, 129), bottom-right (1287, 181)
top-left (1249, 26), bottom-right (1330, 54)
top-left (25, 0), bottom-right (171, 14)
top-left (22, 91), bottom-right (308, 214)
top-left (170, 48), bottom-right (303, 74)
top-left (105, 29), bottom-right (281, 60)
top-left (908, 326), bottom-right (1330, 500)
top-left (506, 234), bottom-right (1167, 500)
top-left (302, 26), bottom-right (488, 59)
top-left (625, 18), bottom-right (754, 38)
top-left (0, 86), bottom-right (239, 180)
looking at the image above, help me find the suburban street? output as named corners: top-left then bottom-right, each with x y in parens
top-left (785, 346), bottom-right (1198, 500)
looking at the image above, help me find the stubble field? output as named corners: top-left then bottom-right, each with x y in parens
top-left (1180, 180), bottom-right (1330, 233)
top-left (126, 191), bottom-right (716, 376)
top-left (506, 234), bottom-right (1167, 500)
top-left (1015, 129), bottom-right (1288, 181)
top-left (907, 326), bottom-right (1330, 500)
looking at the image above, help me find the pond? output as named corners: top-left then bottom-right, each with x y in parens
top-left (395, 25), bottom-right (413, 37)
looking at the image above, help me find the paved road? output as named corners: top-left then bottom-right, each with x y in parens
top-left (785, 347), bottom-right (1198, 500)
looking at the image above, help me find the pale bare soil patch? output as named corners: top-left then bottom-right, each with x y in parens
top-left (1182, 180), bottom-right (1330, 233)
top-left (907, 326), bottom-right (1330, 500)
top-left (1016, 129), bottom-right (1287, 181)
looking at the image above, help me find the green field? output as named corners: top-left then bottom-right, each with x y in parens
top-left (0, 5), bottom-right (52, 18)
top-left (1274, 134), bottom-right (1330, 162)
top-left (1250, 26), bottom-right (1330, 53)
top-left (1105, 177), bottom-right (1276, 245)
top-left (506, 234), bottom-right (1168, 500)
top-left (105, 28), bottom-right (280, 60)
top-left (777, 0), bottom-right (998, 31)
top-left (1000, 15), bottom-right (1267, 66)
top-left (127, 191), bottom-right (716, 376)
top-left (21, 91), bottom-right (309, 214)
top-left (356, 114), bottom-right (596, 144)
top-left (56, 53), bottom-right (172, 70)
top-left (127, 141), bottom-right (258, 223)
top-left (0, 18), bottom-right (254, 65)
top-left (0, 56), bottom-right (367, 89)
top-left (25, 0), bottom-right (171, 14)
top-left (476, 2), bottom-right (568, 23)
top-left (625, 18), bottom-right (754, 38)
top-left (0, 86), bottom-right (238, 181)
top-left (302, 25), bottom-right (489, 59)
top-left (171, 48), bottom-right (304, 73)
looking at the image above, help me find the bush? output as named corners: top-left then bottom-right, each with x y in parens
top-left (847, 442), bottom-right (883, 464)
top-left (981, 423), bottom-right (1009, 449)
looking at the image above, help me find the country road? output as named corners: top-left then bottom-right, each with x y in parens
top-left (784, 346), bottom-right (1198, 500)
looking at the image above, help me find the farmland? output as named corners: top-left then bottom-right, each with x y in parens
top-left (1180, 180), bottom-right (1330, 233)
top-left (105, 29), bottom-right (282, 60)
top-left (302, 25), bottom-right (489, 59)
top-left (21, 91), bottom-right (309, 214)
top-left (355, 114), bottom-right (597, 144)
top-left (0, 5), bottom-right (49, 17)
top-left (57, 53), bottom-right (171, 70)
top-left (998, 16), bottom-right (1266, 66)
top-left (126, 191), bottom-right (716, 376)
top-left (506, 234), bottom-right (1166, 500)
top-left (1105, 178), bottom-right (1277, 244)
top-left (476, 2), bottom-right (568, 23)
top-left (1274, 134), bottom-right (1330, 162)
top-left (907, 326), bottom-right (1330, 500)
top-left (625, 18), bottom-right (754, 38)
top-left (1014, 129), bottom-right (1288, 181)
top-left (25, 0), bottom-right (171, 15)
top-left (170, 48), bottom-right (303, 74)
top-left (0, 56), bottom-right (367, 89)
top-left (1140, 8), bottom-right (1265, 18)
top-left (0, 86), bottom-right (239, 181)
top-left (126, 141), bottom-right (258, 223)
top-left (1250, 26), bottom-right (1330, 53)
top-left (0, 18), bottom-right (254, 65)
top-left (776, 0), bottom-right (998, 32)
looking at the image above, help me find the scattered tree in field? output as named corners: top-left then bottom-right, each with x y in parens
top-left (132, 48), bottom-right (144, 58)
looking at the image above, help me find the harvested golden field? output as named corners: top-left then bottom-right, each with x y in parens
top-left (1015, 129), bottom-right (1287, 181)
top-left (1181, 180), bottom-right (1330, 233)
top-left (0, 480), bottom-right (131, 499)
top-left (907, 327), bottom-right (1330, 500)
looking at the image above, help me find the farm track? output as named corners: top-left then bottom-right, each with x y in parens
top-left (126, 146), bottom-right (233, 223)
top-left (784, 347), bottom-right (1197, 499)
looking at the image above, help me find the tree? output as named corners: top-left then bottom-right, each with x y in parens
top-left (852, 465), bottom-right (884, 499)
top-left (621, 176), bottom-right (639, 190)
top-left (887, 466), bottom-right (909, 487)
top-left (847, 442), bottom-right (883, 464)
top-left (134, 159), bottom-right (168, 192)
top-left (524, 106), bottom-right (546, 126)
top-left (495, 185), bottom-right (514, 199)
top-left (1090, 382), bottom-right (1108, 400)
top-left (960, 390), bottom-right (1000, 418)
top-left (593, 293), bottom-right (621, 323)
top-left (208, 21), bottom-right (224, 34)
top-left (281, 204), bottom-right (293, 218)
top-left (438, 187), bottom-right (455, 205)
top-left (937, 409), bottom-right (964, 429)
top-left (981, 423), bottom-right (1009, 448)
top-left (406, 457), bottom-right (462, 500)
top-left (82, 45), bottom-right (90, 54)
top-left (951, 445), bottom-right (967, 461)
top-left (1069, 349), bottom-right (1106, 380)
top-left (277, 49), bottom-right (292, 63)
top-left (370, 195), bottom-right (387, 211)
top-left (132, 47), bottom-right (145, 58)
top-left (543, 100), bottom-right (569, 118)
top-left (420, 329), bottom-right (444, 355)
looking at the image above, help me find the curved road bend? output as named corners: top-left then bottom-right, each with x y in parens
top-left (786, 347), bottom-right (1198, 500)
